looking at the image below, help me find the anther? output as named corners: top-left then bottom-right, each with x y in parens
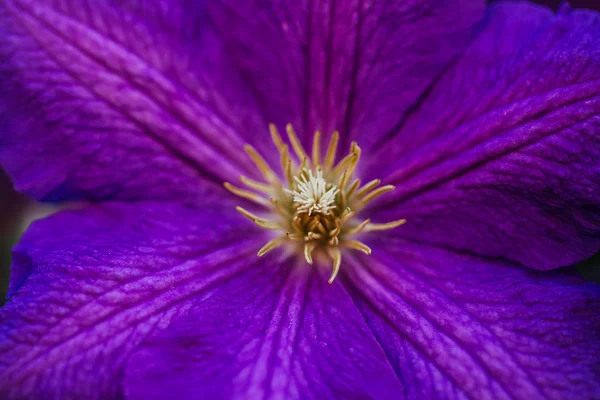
top-left (356, 179), bottom-right (381, 198)
top-left (346, 219), bottom-right (370, 235)
top-left (240, 176), bottom-right (272, 194)
top-left (258, 237), bottom-right (285, 256)
top-left (304, 242), bottom-right (316, 264)
top-left (235, 207), bottom-right (280, 229)
top-left (361, 185), bottom-right (395, 205)
top-left (286, 124), bottom-right (309, 163)
top-left (327, 247), bottom-right (342, 284)
top-left (244, 145), bottom-right (278, 184)
top-left (343, 240), bottom-right (372, 255)
top-left (224, 183), bottom-right (271, 207)
top-left (324, 130), bottom-right (339, 171)
top-left (366, 219), bottom-right (407, 232)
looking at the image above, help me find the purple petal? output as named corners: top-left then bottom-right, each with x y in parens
top-left (0, 200), bottom-right (264, 399)
top-left (206, 0), bottom-right (484, 148)
top-left (124, 241), bottom-right (600, 400)
top-left (368, 2), bottom-right (600, 270)
top-left (124, 264), bottom-right (403, 399)
top-left (344, 239), bottom-right (600, 399)
top-left (0, 0), bottom-right (267, 202)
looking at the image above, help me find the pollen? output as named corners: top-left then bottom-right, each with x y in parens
top-left (224, 124), bottom-right (406, 284)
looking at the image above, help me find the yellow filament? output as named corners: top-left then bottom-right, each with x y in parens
top-left (306, 232), bottom-right (322, 240)
top-left (312, 130), bottom-right (321, 166)
top-left (284, 158), bottom-right (294, 187)
top-left (346, 179), bottom-right (361, 198)
top-left (286, 124), bottom-right (309, 163)
top-left (338, 169), bottom-right (349, 189)
top-left (346, 143), bottom-right (361, 178)
top-left (270, 197), bottom-right (291, 217)
top-left (224, 183), bottom-right (270, 206)
top-left (235, 206), bottom-right (281, 229)
top-left (245, 145), bottom-right (278, 183)
top-left (341, 209), bottom-right (355, 224)
top-left (346, 219), bottom-right (370, 235)
top-left (361, 185), bottom-right (395, 205)
top-left (299, 157), bottom-right (308, 171)
top-left (258, 237), bottom-right (285, 256)
top-left (240, 176), bottom-right (272, 194)
top-left (269, 123), bottom-right (285, 152)
top-left (338, 170), bottom-right (350, 208)
top-left (286, 232), bottom-right (304, 240)
top-left (327, 247), bottom-right (342, 284)
top-left (324, 130), bottom-right (339, 170)
top-left (304, 242), bottom-right (316, 264)
top-left (280, 144), bottom-right (290, 172)
top-left (343, 239), bottom-right (372, 255)
top-left (366, 219), bottom-right (407, 231)
top-left (333, 152), bottom-right (358, 176)
top-left (356, 179), bottom-right (381, 198)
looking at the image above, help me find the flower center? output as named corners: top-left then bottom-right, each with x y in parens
top-left (286, 170), bottom-right (339, 216)
top-left (224, 124), bottom-right (405, 283)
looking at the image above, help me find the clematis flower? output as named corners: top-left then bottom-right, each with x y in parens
top-left (0, 0), bottom-right (599, 398)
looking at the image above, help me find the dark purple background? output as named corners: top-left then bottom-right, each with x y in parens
top-left (529, 0), bottom-right (598, 9)
top-left (0, 168), bottom-right (26, 301)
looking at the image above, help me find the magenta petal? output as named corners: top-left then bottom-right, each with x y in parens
top-left (206, 0), bottom-right (484, 147)
top-left (123, 265), bottom-right (404, 399)
top-left (369, 2), bottom-right (600, 270)
top-left (345, 240), bottom-right (600, 399)
top-left (0, 0), bottom-right (268, 202)
top-left (0, 200), bottom-right (264, 399)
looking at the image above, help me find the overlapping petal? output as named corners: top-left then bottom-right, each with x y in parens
top-left (0, 0), bottom-right (269, 202)
top-left (124, 262), bottom-right (404, 399)
top-left (0, 199), bottom-right (264, 399)
top-left (123, 239), bottom-right (599, 400)
top-left (343, 239), bottom-right (600, 399)
top-left (205, 0), bottom-right (484, 149)
top-left (368, 2), bottom-right (600, 270)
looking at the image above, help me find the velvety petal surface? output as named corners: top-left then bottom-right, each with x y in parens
top-left (342, 239), bottom-right (600, 399)
top-left (0, 0), bottom-right (269, 202)
top-left (124, 240), bottom-right (599, 400)
top-left (124, 261), bottom-right (404, 399)
top-left (205, 0), bottom-right (484, 149)
top-left (367, 2), bottom-right (600, 270)
top-left (0, 199), bottom-right (265, 399)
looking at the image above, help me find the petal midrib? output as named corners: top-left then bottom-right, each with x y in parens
top-left (1, 240), bottom-right (260, 385)
top-left (375, 81), bottom-right (600, 210)
top-left (345, 252), bottom-right (548, 400)
top-left (9, 0), bottom-right (254, 182)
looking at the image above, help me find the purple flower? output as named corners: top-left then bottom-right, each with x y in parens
top-left (0, 0), bottom-right (599, 398)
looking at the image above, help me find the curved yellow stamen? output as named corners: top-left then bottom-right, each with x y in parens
top-left (226, 124), bottom-right (406, 284)
top-left (286, 124), bottom-right (309, 163)
top-left (312, 130), bottom-right (322, 167)
top-left (366, 219), bottom-right (407, 232)
top-left (324, 130), bottom-right (339, 171)
top-left (258, 237), bottom-right (285, 256)
top-left (327, 247), bottom-right (342, 284)
top-left (224, 183), bottom-right (270, 206)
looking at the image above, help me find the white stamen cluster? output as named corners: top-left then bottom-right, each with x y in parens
top-left (285, 170), bottom-right (339, 216)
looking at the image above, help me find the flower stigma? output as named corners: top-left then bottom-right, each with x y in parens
top-left (224, 124), bottom-right (406, 284)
